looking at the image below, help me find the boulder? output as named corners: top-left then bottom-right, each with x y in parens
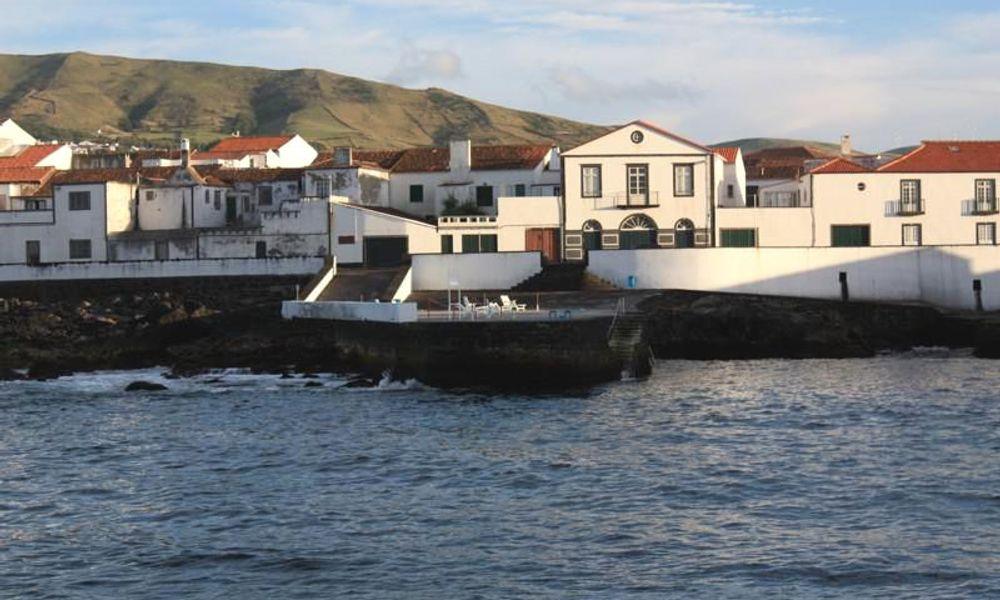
top-left (124, 380), bottom-right (168, 392)
top-left (0, 367), bottom-right (25, 381)
top-left (303, 381), bottom-right (324, 388)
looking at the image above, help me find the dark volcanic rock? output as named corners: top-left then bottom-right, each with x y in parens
top-left (341, 377), bottom-right (379, 389)
top-left (303, 381), bottom-right (324, 388)
top-left (27, 361), bottom-right (72, 381)
top-left (125, 381), bottom-right (168, 392)
top-left (0, 367), bottom-right (25, 381)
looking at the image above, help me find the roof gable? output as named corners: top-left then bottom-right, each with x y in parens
top-left (208, 135), bottom-right (295, 154)
top-left (713, 147), bottom-right (740, 164)
top-left (810, 157), bottom-right (870, 174)
top-left (563, 120), bottom-right (711, 156)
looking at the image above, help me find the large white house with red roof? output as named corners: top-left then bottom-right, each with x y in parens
top-left (561, 120), bottom-right (743, 261)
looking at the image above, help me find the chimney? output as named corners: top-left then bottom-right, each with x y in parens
top-left (333, 146), bottom-right (353, 167)
top-left (840, 134), bottom-right (852, 157)
top-left (180, 138), bottom-right (191, 167)
top-left (449, 139), bottom-right (471, 174)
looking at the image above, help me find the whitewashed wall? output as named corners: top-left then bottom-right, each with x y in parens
top-left (0, 256), bottom-right (324, 282)
top-left (281, 300), bottom-right (418, 323)
top-left (716, 207), bottom-right (815, 247)
top-left (587, 246), bottom-right (1000, 310)
top-left (333, 203), bottom-right (439, 264)
top-left (411, 251), bottom-right (542, 290)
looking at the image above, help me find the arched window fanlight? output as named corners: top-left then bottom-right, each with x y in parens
top-left (582, 220), bottom-right (602, 232)
top-left (674, 218), bottom-right (695, 231)
top-left (620, 214), bottom-right (658, 231)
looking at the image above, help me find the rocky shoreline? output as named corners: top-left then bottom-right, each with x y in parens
top-left (2, 280), bottom-right (998, 388)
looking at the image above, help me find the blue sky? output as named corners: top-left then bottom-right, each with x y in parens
top-left (6, 1), bottom-right (1000, 149)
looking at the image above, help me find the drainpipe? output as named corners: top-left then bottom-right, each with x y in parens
top-left (708, 153), bottom-right (716, 247)
top-left (559, 160), bottom-right (567, 262)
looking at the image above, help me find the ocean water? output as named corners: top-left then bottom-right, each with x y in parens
top-left (1, 356), bottom-right (998, 599)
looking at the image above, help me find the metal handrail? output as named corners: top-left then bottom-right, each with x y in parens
top-left (607, 297), bottom-right (626, 341)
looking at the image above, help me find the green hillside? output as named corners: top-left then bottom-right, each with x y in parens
top-left (711, 137), bottom-right (847, 156)
top-left (0, 51), bottom-right (607, 150)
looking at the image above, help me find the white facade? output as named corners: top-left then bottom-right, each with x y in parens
top-left (303, 166), bottom-right (391, 206)
top-left (0, 118), bottom-right (37, 154)
top-left (561, 121), bottom-right (724, 261)
top-left (332, 203), bottom-right (440, 265)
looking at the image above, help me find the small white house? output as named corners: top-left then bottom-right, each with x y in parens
top-left (194, 134), bottom-right (318, 169)
top-left (0, 117), bottom-right (38, 154)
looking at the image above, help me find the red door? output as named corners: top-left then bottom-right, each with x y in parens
top-left (525, 228), bottom-right (561, 263)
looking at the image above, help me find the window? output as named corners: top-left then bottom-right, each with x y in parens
top-left (720, 228), bottom-right (757, 248)
top-left (214, 190), bottom-right (222, 210)
top-left (69, 239), bottom-right (92, 259)
top-left (977, 222), bottom-right (996, 245)
top-left (902, 224), bottom-right (922, 246)
top-left (258, 186), bottom-right (273, 206)
top-left (746, 185), bottom-right (759, 207)
top-left (337, 235), bottom-right (356, 245)
top-left (476, 185), bottom-right (494, 207)
top-left (627, 165), bottom-right (648, 204)
top-left (69, 191), bottom-right (91, 211)
top-left (316, 178), bottom-right (330, 197)
top-left (441, 235), bottom-right (454, 254)
top-left (461, 234), bottom-right (498, 253)
top-left (900, 179), bottom-right (921, 213)
top-left (727, 184), bottom-right (734, 199)
top-left (204, 189), bottom-right (211, 204)
top-left (145, 190), bottom-right (155, 202)
top-left (514, 184), bottom-right (526, 197)
top-left (409, 184), bottom-right (424, 203)
top-left (581, 165), bottom-right (602, 198)
top-left (976, 179), bottom-right (996, 212)
top-left (674, 164), bottom-right (694, 197)
top-left (255, 241), bottom-right (267, 259)
top-left (831, 225), bottom-right (871, 247)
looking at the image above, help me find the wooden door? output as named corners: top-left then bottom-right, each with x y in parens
top-left (525, 228), bottom-right (561, 263)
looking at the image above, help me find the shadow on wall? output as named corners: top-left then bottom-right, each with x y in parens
top-left (586, 247), bottom-right (1000, 311)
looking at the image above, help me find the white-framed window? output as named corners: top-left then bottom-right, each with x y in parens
top-left (977, 222), bottom-right (996, 245)
top-left (627, 164), bottom-right (648, 202)
top-left (674, 164), bottom-right (694, 197)
top-left (316, 178), bottom-right (330, 198)
top-left (976, 179), bottom-right (996, 210)
top-left (902, 224), bottom-right (922, 246)
top-left (900, 179), bottom-right (920, 204)
top-left (581, 165), bottom-right (602, 198)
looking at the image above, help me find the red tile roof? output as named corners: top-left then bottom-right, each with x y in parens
top-left (809, 157), bottom-right (871, 174)
top-left (389, 144), bottom-right (551, 173)
top-left (878, 141), bottom-right (1000, 173)
top-left (0, 167), bottom-right (55, 184)
top-left (213, 168), bottom-right (303, 183)
top-left (309, 150), bottom-right (405, 171)
top-left (0, 144), bottom-right (64, 167)
top-left (207, 135), bottom-right (295, 154)
top-left (713, 147), bottom-right (740, 163)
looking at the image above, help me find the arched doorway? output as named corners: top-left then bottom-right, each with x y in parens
top-left (619, 214), bottom-right (658, 250)
top-left (582, 220), bottom-right (603, 255)
top-left (674, 218), bottom-right (695, 248)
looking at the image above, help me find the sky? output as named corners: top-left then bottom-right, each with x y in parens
top-left (5, 0), bottom-right (1000, 150)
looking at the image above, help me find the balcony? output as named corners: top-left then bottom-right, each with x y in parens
top-left (605, 191), bottom-right (660, 209)
top-left (438, 215), bottom-right (497, 228)
top-left (0, 208), bottom-right (54, 225)
top-left (962, 199), bottom-right (998, 216)
top-left (885, 198), bottom-right (924, 216)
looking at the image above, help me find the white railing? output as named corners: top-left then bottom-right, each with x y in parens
top-left (962, 198), bottom-right (998, 215)
top-left (885, 198), bottom-right (924, 216)
top-left (0, 209), bottom-right (55, 225)
top-left (438, 215), bottom-right (497, 227)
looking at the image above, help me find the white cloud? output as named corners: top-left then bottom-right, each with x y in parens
top-left (385, 47), bottom-right (463, 86)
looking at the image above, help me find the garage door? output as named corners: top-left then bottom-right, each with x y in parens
top-left (363, 236), bottom-right (409, 267)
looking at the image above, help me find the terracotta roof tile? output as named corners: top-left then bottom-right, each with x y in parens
top-left (207, 135), bottom-right (294, 154)
top-left (389, 144), bottom-right (551, 173)
top-left (0, 166), bottom-right (55, 184)
top-left (213, 168), bottom-right (303, 183)
top-left (713, 147), bottom-right (740, 163)
top-left (810, 157), bottom-right (871, 174)
top-left (0, 144), bottom-right (64, 167)
top-left (878, 141), bottom-right (1000, 173)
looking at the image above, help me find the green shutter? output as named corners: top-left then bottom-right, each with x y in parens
top-left (409, 185), bottom-right (424, 203)
top-left (721, 229), bottom-right (756, 247)
top-left (441, 235), bottom-right (453, 254)
top-left (831, 225), bottom-right (871, 247)
top-left (462, 235), bottom-right (480, 253)
top-left (480, 235), bottom-right (498, 253)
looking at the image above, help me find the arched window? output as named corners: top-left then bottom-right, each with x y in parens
top-left (675, 218), bottom-right (695, 248)
top-left (582, 220), bottom-right (603, 252)
top-left (619, 214), bottom-right (658, 250)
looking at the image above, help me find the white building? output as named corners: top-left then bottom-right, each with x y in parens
top-left (193, 134), bottom-right (318, 169)
top-left (561, 120), bottom-right (740, 261)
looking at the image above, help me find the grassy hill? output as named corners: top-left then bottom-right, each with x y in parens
top-left (0, 51), bottom-right (607, 150)
top-left (711, 137), bottom-right (848, 156)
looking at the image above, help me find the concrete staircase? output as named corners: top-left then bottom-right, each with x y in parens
top-left (513, 264), bottom-right (586, 291)
top-left (607, 302), bottom-right (653, 379)
top-left (317, 266), bottom-right (408, 302)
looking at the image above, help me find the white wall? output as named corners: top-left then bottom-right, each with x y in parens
top-left (274, 135), bottom-right (319, 168)
top-left (411, 251), bottom-right (542, 290)
top-left (716, 206), bottom-right (815, 247)
top-left (334, 203), bottom-right (439, 264)
top-left (0, 119), bottom-right (36, 149)
top-left (281, 300), bottom-right (418, 323)
top-left (37, 145), bottom-right (73, 170)
top-left (0, 256), bottom-right (324, 282)
top-left (304, 167), bottom-right (390, 205)
top-left (587, 246), bottom-right (1000, 310)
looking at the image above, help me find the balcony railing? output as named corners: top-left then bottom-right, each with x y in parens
top-left (0, 208), bottom-right (55, 225)
top-left (438, 215), bottom-right (497, 228)
top-left (606, 191), bottom-right (660, 208)
top-left (962, 198), bottom-right (998, 216)
top-left (885, 198), bottom-right (924, 216)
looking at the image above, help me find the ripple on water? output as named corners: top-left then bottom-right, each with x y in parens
top-left (0, 357), bottom-right (998, 599)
